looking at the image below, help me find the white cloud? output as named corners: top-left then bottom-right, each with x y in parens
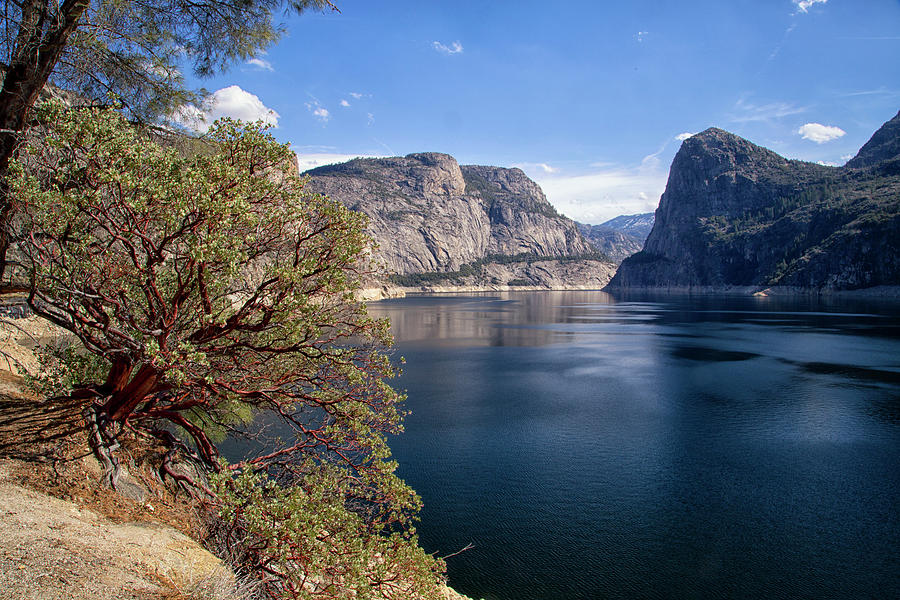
top-left (349, 92), bottom-right (365, 99)
top-left (209, 87), bottom-right (279, 124)
top-left (246, 57), bottom-right (273, 71)
top-left (797, 122), bottom-right (846, 143)
top-left (530, 137), bottom-right (676, 222)
top-left (173, 85), bottom-right (279, 133)
top-left (527, 162), bottom-right (668, 224)
top-left (294, 152), bottom-right (383, 173)
top-left (794, 0), bottom-right (827, 14)
top-left (768, 23), bottom-right (797, 62)
top-left (729, 98), bottom-right (806, 123)
top-left (514, 162), bottom-right (558, 174)
top-left (675, 132), bottom-right (695, 141)
top-left (640, 152), bottom-right (662, 171)
top-left (433, 40), bottom-right (464, 55)
top-left (305, 99), bottom-right (331, 123)
top-left (340, 99), bottom-right (351, 108)
top-left (635, 31), bottom-right (649, 42)
top-left (367, 112), bottom-right (375, 126)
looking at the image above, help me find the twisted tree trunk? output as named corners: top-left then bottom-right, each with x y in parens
top-left (0, 0), bottom-right (90, 284)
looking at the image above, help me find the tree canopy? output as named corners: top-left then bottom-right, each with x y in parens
top-left (0, 0), bottom-right (336, 283)
top-left (8, 101), bottom-right (446, 598)
top-left (1, 0), bottom-right (336, 121)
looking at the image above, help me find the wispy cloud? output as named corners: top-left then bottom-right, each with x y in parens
top-left (793, 0), bottom-right (827, 14)
top-left (433, 40), bottom-right (464, 55)
top-left (172, 85), bottom-right (279, 133)
top-left (797, 122), bottom-right (846, 143)
top-left (675, 132), bottom-right (696, 141)
top-left (729, 98), bottom-right (807, 123)
top-left (293, 144), bottom-right (340, 153)
top-left (514, 162), bottom-right (558, 174)
top-left (634, 31), bottom-right (649, 43)
top-left (349, 92), bottom-right (365, 99)
top-left (294, 152), bottom-right (384, 173)
top-left (340, 99), bottom-right (351, 108)
top-left (839, 87), bottom-right (900, 97)
top-left (246, 57), bottom-right (274, 71)
top-left (840, 36), bottom-right (900, 40)
top-left (305, 98), bottom-right (331, 123)
top-left (527, 161), bottom-right (668, 224)
top-left (768, 23), bottom-right (797, 61)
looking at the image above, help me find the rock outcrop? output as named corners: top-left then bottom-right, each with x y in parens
top-left (0, 465), bottom-right (232, 600)
top-left (607, 111), bottom-right (900, 293)
top-left (305, 153), bottom-right (613, 290)
top-left (845, 110), bottom-right (900, 169)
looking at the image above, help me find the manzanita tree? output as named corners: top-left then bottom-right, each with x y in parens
top-left (9, 101), bottom-right (446, 598)
top-left (0, 0), bottom-right (338, 283)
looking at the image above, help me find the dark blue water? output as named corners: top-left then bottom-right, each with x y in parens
top-left (369, 291), bottom-right (900, 600)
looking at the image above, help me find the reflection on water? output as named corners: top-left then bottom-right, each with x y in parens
top-left (368, 291), bottom-right (900, 600)
top-left (374, 291), bottom-right (900, 350)
top-left (375, 291), bottom-right (624, 346)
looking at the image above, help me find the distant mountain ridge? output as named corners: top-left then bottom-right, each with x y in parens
top-left (576, 223), bottom-right (643, 264)
top-left (598, 213), bottom-right (655, 241)
top-left (304, 153), bottom-right (616, 291)
top-left (576, 213), bottom-right (655, 264)
top-left (607, 110), bottom-right (900, 293)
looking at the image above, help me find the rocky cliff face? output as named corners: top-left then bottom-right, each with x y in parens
top-left (845, 110), bottom-right (900, 169)
top-left (607, 111), bottom-right (900, 292)
top-left (305, 153), bottom-right (612, 289)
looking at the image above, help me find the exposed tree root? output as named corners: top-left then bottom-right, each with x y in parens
top-left (150, 428), bottom-right (216, 499)
top-left (83, 402), bottom-right (121, 490)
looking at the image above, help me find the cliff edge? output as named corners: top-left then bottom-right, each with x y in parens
top-left (305, 153), bottom-right (615, 291)
top-left (607, 110), bottom-right (900, 293)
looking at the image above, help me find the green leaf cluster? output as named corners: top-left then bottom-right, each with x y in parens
top-left (212, 465), bottom-right (446, 600)
top-left (8, 101), bottom-right (446, 598)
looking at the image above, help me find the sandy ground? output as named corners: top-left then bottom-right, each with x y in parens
top-left (0, 461), bottom-right (234, 600)
top-left (0, 314), bottom-right (239, 600)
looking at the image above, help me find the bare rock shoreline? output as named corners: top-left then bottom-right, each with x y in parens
top-left (359, 283), bottom-right (900, 302)
top-left (599, 284), bottom-right (900, 298)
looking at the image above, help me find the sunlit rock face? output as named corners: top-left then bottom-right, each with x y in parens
top-left (305, 152), bottom-right (614, 288)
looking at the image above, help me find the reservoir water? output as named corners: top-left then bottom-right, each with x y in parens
top-left (368, 291), bottom-right (900, 600)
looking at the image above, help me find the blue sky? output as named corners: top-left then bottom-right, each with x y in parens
top-left (182, 0), bottom-right (900, 223)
